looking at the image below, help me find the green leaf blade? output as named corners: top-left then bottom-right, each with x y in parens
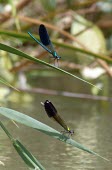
top-left (13, 140), bottom-right (46, 170)
top-left (0, 77), bottom-right (19, 91)
top-left (0, 43), bottom-right (101, 90)
top-left (0, 107), bottom-right (109, 161)
top-left (0, 121), bottom-right (46, 170)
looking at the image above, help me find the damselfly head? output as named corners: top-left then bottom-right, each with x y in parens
top-left (68, 129), bottom-right (74, 136)
top-left (53, 51), bottom-right (61, 60)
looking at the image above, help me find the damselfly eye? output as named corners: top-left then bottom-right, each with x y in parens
top-left (69, 130), bottom-right (74, 135)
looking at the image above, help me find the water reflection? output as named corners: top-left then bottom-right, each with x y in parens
top-left (0, 81), bottom-right (112, 169)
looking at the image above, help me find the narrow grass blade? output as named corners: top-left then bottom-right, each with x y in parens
top-left (0, 77), bottom-right (19, 91)
top-left (0, 107), bottom-right (109, 161)
top-left (0, 43), bottom-right (101, 90)
top-left (0, 121), bottom-right (46, 170)
top-left (13, 140), bottom-right (46, 170)
top-left (0, 120), bottom-right (13, 140)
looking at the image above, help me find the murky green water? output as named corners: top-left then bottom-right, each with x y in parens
top-left (0, 75), bottom-right (112, 170)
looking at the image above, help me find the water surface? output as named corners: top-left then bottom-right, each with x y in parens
top-left (0, 75), bottom-right (112, 170)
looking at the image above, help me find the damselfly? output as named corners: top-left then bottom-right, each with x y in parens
top-left (41, 100), bottom-right (74, 136)
top-left (28, 24), bottom-right (61, 65)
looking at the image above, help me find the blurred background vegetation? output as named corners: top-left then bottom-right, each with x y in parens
top-left (0, 0), bottom-right (112, 100)
top-left (0, 1), bottom-right (112, 169)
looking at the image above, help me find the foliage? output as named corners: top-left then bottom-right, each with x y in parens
top-left (0, 121), bottom-right (46, 170)
top-left (0, 0), bottom-right (112, 169)
top-left (0, 107), bottom-right (109, 161)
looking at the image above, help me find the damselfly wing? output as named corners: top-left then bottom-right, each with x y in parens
top-left (42, 100), bottom-right (74, 136)
top-left (28, 24), bottom-right (61, 62)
